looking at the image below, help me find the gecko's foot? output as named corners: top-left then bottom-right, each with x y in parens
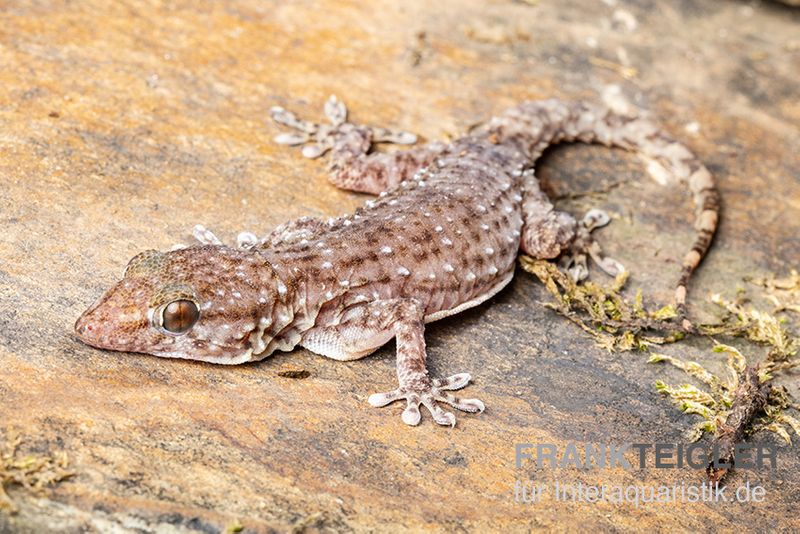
top-left (191, 225), bottom-right (262, 249)
top-left (560, 209), bottom-right (625, 282)
top-left (270, 95), bottom-right (417, 159)
top-left (368, 373), bottom-right (485, 427)
top-left (192, 224), bottom-right (223, 246)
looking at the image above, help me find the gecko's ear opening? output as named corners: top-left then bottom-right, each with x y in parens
top-left (124, 250), bottom-right (166, 278)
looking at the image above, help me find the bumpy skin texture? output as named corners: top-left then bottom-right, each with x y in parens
top-left (75, 97), bottom-right (719, 426)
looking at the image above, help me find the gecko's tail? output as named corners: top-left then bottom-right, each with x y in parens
top-left (594, 106), bottom-right (720, 330)
top-left (674, 165), bottom-right (719, 328)
top-left (492, 99), bottom-right (720, 328)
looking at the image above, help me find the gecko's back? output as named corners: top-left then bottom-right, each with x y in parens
top-left (265, 142), bottom-right (527, 330)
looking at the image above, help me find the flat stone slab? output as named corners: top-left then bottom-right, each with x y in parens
top-left (1, 0), bottom-right (799, 531)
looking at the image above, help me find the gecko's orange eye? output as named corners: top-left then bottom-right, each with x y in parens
top-left (161, 300), bottom-right (199, 334)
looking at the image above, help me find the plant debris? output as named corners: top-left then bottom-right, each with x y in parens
top-left (0, 428), bottom-right (75, 514)
top-left (520, 254), bottom-right (799, 483)
top-left (276, 364), bottom-right (311, 379)
top-left (518, 256), bottom-right (685, 352)
top-left (224, 520), bottom-right (245, 533)
top-left (648, 277), bottom-right (799, 483)
top-left (747, 269), bottom-right (800, 315)
top-left (702, 293), bottom-right (798, 367)
top-left (291, 511), bottom-right (324, 534)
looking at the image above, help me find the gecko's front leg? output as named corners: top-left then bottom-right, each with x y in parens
top-left (301, 298), bottom-right (484, 426)
top-left (271, 95), bottom-right (446, 195)
top-left (365, 300), bottom-right (485, 427)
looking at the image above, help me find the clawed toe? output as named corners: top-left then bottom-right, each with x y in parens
top-left (369, 373), bottom-right (484, 427)
top-left (421, 395), bottom-right (456, 427)
top-left (435, 392), bottom-right (485, 413)
top-left (432, 372), bottom-right (472, 390)
top-left (368, 390), bottom-right (404, 408)
top-left (402, 394), bottom-right (423, 426)
top-left (324, 95), bottom-right (347, 126)
top-left (236, 231), bottom-right (258, 249)
top-left (370, 126), bottom-right (417, 145)
top-left (581, 208), bottom-right (611, 231)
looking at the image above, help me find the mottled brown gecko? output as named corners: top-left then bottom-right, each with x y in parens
top-left (75, 97), bottom-right (719, 426)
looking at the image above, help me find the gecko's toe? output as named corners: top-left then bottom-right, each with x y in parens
top-left (435, 392), bottom-right (485, 413)
top-left (237, 232), bottom-right (258, 249)
top-left (582, 208), bottom-right (611, 231)
top-left (422, 395), bottom-right (456, 427)
top-left (432, 372), bottom-right (472, 391)
top-left (324, 95), bottom-right (347, 126)
top-left (596, 255), bottom-right (625, 276)
top-left (402, 395), bottom-right (422, 426)
top-left (370, 127), bottom-right (418, 145)
top-left (368, 389), bottom-right (403, 407)
top-left (586, 240), bottom-right (625, 277)
top-left (274, 132), bottom-right (309, 146)
top-left (192, 224), bottom-right (223, 246)
top-left (301, 143), bottom-right (328, 159)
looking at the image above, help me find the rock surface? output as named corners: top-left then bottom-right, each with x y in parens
top-left (1, 0), bottom-right (799, 532)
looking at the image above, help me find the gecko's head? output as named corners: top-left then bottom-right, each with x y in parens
top-left (75, 246), bottom-right (286, 364)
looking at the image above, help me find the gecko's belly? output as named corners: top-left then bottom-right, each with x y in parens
top-left (422, 270), bottom-right (514, 323)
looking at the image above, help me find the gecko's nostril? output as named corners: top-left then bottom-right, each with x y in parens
top-left (75, 316), bottom-right (93, 338)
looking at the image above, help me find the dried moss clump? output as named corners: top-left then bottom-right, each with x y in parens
top-left (0, 428), bottom-right (74, 514)
top-left (518, 256), bottom-right (684, 351)
top-left (650, 342), bottom-right (798, 482)
top-left (704, 292), bottom-right (798, 369)
top-left (520, 254), bottom-right (799, 483)
top-left (648, 273), bottom-right (799, 482)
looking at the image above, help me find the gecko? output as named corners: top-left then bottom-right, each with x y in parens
top-left (74, 96), bottom-right (719, 426)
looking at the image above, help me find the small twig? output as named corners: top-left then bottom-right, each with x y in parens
top-left (706, 366), bottom-right (771, 484)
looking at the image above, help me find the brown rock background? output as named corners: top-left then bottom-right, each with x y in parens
top-left (1, 0), bottom-right (799, 532)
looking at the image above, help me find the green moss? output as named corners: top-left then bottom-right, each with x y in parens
top-left (225, 520), bottom-right (245, 533)
top-left (519, 255), bottom-right (684, 352)
top-left (519, 254), bottom-right (799, 446)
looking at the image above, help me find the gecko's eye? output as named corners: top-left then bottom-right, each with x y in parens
top-left (160, 300), bottom-right (199, 334)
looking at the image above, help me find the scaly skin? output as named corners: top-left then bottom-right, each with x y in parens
top-left (75, 96), bottom-right (719, 426)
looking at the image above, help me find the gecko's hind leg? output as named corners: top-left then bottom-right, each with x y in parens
top-left (519, 169), bottom-right (622, 281)
top-left (519, 169), bottom-right (578, 259)
top-left (271, 95), bottom-right (447, 194)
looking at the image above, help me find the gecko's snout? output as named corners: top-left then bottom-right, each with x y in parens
top-left (73, 289), bottom-right (142, 351)
top-left (74, 308), bottom-right (105, 348)
top-left (74, 316), bottom-right (89, 337)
